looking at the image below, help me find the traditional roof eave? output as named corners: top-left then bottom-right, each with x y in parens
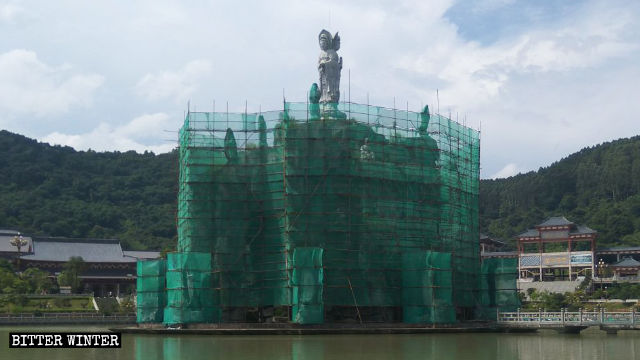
top-left (611, 257), bottom-right (640, 268)
top-left (20, 236), bottom-right (137, 263)
top-left (517, 229), bottom-right (540, 238)
top-left (597, 246), bottom-right (640, 254)
top-left (536, 216), bottom-right (574, 228)
top-left (481, 251), bottom-right (518, 258)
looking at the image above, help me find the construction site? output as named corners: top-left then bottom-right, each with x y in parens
top-left (135, 100), bottom-right (519, 326)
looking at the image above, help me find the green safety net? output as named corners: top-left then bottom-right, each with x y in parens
top-left (402, 251), bottom-right (455, 323)
top-left (136, 259), bottom-right (166, 323)
top-left (164, 252), bottom-right (218, 325)
top-left (292, 247), bottom-right (324, 324)
top-left (477, 257), bottom-right (520, 320)
top-left (144, 101), bottom-right (480, 325)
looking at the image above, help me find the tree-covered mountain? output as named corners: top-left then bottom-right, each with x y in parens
top-left (0, 130), bottom-right (178, 251)
top-left (2, 129), bottom-right (640, 251)
top-left (480, 136), bottom-right (640, 249)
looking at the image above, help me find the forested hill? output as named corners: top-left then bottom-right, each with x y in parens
top-left (480, 136), bottom-right (640, 248)
top-left (0, 130), bottom-right (178, 251)
top-left (2, 130), bottom-right (640, 251)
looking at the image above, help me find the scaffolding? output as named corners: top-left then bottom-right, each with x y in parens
top-left (152, 101), bottom-right (480, 324)
top-left (477, 257), bottom-right (520, 320)
top-left (136, 259), bottom-right (166, 323)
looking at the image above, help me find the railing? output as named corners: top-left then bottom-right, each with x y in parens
top-left (498, 310), bottom-right (639, 326)
top-left (593, 276), bottom-right (640, 283)
top-left (0, 312), bottom-right (135, 323)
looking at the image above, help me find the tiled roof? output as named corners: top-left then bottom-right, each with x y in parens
top-left (538, 216), bottom-right (574, 227)
top-left (479, 234), bottom-right (506, 245)
top-left (517, 229), bottom-right (540, 238)
top-left (123, 251), bottom-right (161, 259)
top-left (481, 251), bottom-right (518, 258)
top-left (597, 246), bottom-right (640, 253)
top-left (612, 257), bottom-right (640, 268)
top-left (570, 225), bottom-right (597, 235)
top-left (20, 237), bottom-right (136, 263)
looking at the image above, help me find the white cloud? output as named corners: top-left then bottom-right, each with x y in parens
top-left (0, 0), bottom-right (637, 177)
top-left (491, 163), bottom-right (522, 179)
top-left (135, 60), bottom-right (212, 103)
top-left (41, 113), bottom-right (177, 154)
top-left (396, 3), bottom-right (637, 111)
top-left (0, 49), bottom-right (104, 116)
top-left (383, 1), bottom-right (640, 177)
top-left (0, 2), bottom-right (22, 22)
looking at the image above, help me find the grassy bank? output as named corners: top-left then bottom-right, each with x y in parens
top-left (0, 295), bottom-right (94, 314)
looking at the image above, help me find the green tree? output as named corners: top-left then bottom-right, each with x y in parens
top-left (21, 268), bottom-right (53, 294)
top-left (57, 256), bottom-right (87, 293)
top-left (480, 136), bottom-right (640, 248)
top-left (0, 268), bottom-right (18, 294)
top-left (0, 259), bottom-right (13, 272)
top-left (0, 130), bottom-right (178, 251)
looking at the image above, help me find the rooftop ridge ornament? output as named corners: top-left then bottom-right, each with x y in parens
top-left (10, 233), bottom-right (28, 253)
top-left (316, 29), bottom-right (342, 104)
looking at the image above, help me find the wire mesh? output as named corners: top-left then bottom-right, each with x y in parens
top-left (160, 101), bottom-right (480, 324)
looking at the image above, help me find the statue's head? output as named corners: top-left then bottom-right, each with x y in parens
top-left (319, 29), bottom-right (332, 50)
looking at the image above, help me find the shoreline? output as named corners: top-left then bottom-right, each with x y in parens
top-left (112, 322), bottom-right (536, 335)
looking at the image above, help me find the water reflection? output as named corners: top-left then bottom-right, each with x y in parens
top-left (5, 327), bottom-right (636, 360)
top-left (513, 331), bottom-right (640, 360)
top-left (131, 331), bottom-right (636, 360)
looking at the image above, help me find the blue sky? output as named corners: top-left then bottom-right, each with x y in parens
top-left (0, 0), bottom-right (638, 178)
top-left (446, 1), bottom-right (585, 45)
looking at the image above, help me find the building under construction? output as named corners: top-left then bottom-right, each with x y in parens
top-left (136, 100), bottom-right (519, 326)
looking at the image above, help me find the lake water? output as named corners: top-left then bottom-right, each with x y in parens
top-left (2, 326), bottom-right (640, 360)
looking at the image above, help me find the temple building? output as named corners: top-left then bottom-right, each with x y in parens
top-left (21, 237), bottom-right (160, 296)
top-left (517, 216), bottom-right (596, 282)
top-left (610, 257), bottom-right (640, 280)
top-left (3, 230), bottom-right (160, 296)
top-left (479, 233), bottom-right (506, 255)
top-left (480, 216), bottom-right (640, 292)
